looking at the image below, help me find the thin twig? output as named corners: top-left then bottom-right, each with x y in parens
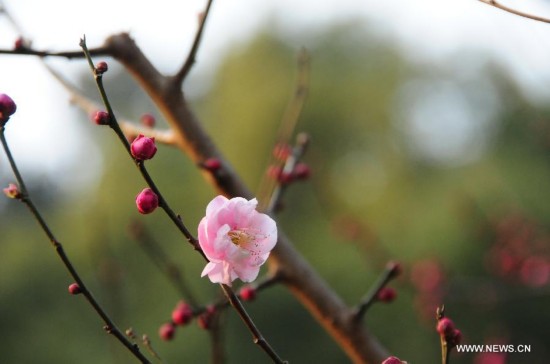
top-left (80, 37), bottom-right (287, 364)
top-left (0, 46), bottom-right (110, 58)
top-left (266, 132), bottom-right (310, 214)
top-left (0, 127), bottom-right (151, 364)
top-left (219, 284), bottom-right (287, 364)
top-left (173, 0), bottom-right (215, 85)
top-left (258, 48), bottom-right (310, 210)
top-left (478, 0), bottom-right (550, 23)
top-left (352, 262), bottom-right (401, 321)
top-left (80, 36), bottom-right (202, 254)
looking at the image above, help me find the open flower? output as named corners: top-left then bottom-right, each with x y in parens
top-left (198, 195), bottom-right (277, 285)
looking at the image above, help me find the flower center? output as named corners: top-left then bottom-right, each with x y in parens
top-left (228, 229), bottom-right (254, 246)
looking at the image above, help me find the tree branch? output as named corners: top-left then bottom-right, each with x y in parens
top-left (173, 0), bottom-right (215, 85)
top-left (103, 32), bottom-right (389, 364)
top-left (478, 0), bottom-right (550, 23)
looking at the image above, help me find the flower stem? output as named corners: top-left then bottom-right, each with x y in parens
top-left (0, 127), bottom-right (151, 364)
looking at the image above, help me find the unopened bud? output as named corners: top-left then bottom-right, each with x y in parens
top-left (93, 110), bottom-right (110, 125)
top-left (140, 113), bottom-right (156, 128)
top-left (135, 188), bottom-right (159, 214)
top-left (436, 317), bottom-right (455, 337)
top-left (0, 93), bottom-right (17, 125)
top-left (14, 36), bottom-right (27, 50)
top-left (3, 183), bottom-right (21, 199)
top-left (376, 287), bottom-right (397, 303)
top-left (95, 61), bottom-right (108, 75)
top-left (239, 285), bottom-right (257, 301)
top-left (131, 134), bottom-right (157, 161)
top-left (68, 283), bottom-right (82, 295)
top-left (158, 323), bottom-right (175, 341)
top-left (171, 301), bottom-right (193, 326)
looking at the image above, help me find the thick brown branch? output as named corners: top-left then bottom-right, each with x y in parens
top-left (103, 32), bottom-right (388, 363)
top-left (479, 0), bottom-right (550, 23)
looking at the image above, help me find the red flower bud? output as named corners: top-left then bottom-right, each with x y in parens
top-left (95, 61), bottom-right (108, 75)
top-left (14, 37), bottom-right (27, 50)
top-left (0, 93), bottom-right (17, 124)
top-left (140, 113), bottom-right (156, 128)
top-left (171, 301), bottom-right (193, 326)
top-left (3, 183), bottom-right (21, 199)
top-left (158, 323), bottom-right (175, 341)
top-left (131, 134), bottom-right (157, 161)
top-left (93, 110), bottom-right (110, 125)
top-left (436, 317), bottom-right (456, 337)
top-left (135, 188), bottom-right (159, 214)
top-left (377, 287), bottom-right (397, 303)
top-left (239, 285), bottom-right (257, 301)
top-left (68, 283), bottom-right (82, 295)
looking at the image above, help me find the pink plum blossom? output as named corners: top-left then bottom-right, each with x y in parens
top-left (198, 195), bottom-right (277, 285)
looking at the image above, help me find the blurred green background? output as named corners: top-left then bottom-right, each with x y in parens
top-left (1, 21), bottom-right (550, 363)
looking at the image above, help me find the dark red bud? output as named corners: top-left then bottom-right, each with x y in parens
top-left (140, 113), bottom-right (156, 128)
top-left (131, 134), bottom-right (157, 161)
top-left (239, 285), bottom-right (257, 301)
top-left (135, 188), bottom-right (159, 214)
top-left (159, 323), bottom-right (175, 341)
top-left (68, 283), bottom-right (82, 295)
top-left (377, 287), bottom-right (397, 303)
top-left (0, 93), bottom-right (17, 124)
top-left (95, 61), bottom-right (108, 75)
top-left (171, 301), bottom-right (193, 326)
top-left (93, 110), bottom-right (110, 125)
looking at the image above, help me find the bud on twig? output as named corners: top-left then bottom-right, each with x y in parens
top-left (136, 188), bottom-right (159, 214)
top-left (3, 183), bottom-right (21, 199)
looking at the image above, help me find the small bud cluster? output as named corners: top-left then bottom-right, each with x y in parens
top-left (0, 93), bottom-right (17, 125)
top-left (267, 142), bottom-right (311, 184)
top-left (267, 162), bottom-right (311, 185)
top-left (159, 300), bottom-right (219, 341)
top-left (436, 316), bottom-right (462, 349)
